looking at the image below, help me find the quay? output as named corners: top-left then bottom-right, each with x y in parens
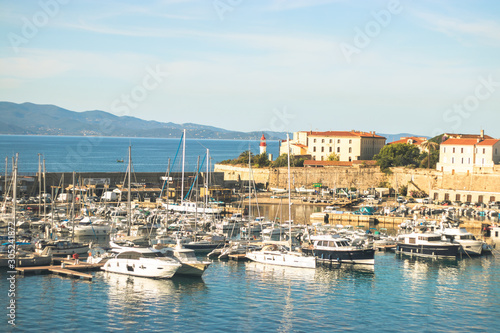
top-left (15, 259), bottom-right (103, 281)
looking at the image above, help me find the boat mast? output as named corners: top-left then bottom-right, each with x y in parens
top-left (13, 153), bottom-right (18, 267)
top-left (43, 157), bottom-right (46, 218)
top-left (195, 155), bottom-right (200, 235)
top-left (71, 171), bottom-right (75, 242)
top-left (127, 145), bottom-right (132, 236)
top-left (4, 157), bottom-right (7, 201)
top-left (205, 148), bottom-right (209, 213)
top-left (248, 145), bottom-right (251, 221)
top-left (38, 153), bottom-right (42, 217)
top-left (165, 158), bottom-right (170, 226)
top-left (181, 129), bottom-right (186, 204)
top-left (287, 133), bottom-right (292, 250)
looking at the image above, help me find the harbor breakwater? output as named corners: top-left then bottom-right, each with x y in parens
top-left (215, 164), bottom-right (500, 196)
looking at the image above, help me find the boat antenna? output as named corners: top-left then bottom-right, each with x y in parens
top-left (181, 129), bottom-right (186, 204)
top-left (127, 145), bottom-right (132, 236)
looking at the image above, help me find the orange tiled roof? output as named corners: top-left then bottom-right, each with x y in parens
top-left (441, 138), bottom-right (482, 146)
top-left (300, 130), bottom-right (385, 139)
top-left (304, 160), bottom-right (352, 166)
top-left (443, 133), bottom-right (494, 140)
top-left (303, 160), bottom-right (377, 167)
top-left (476, 139), bottom-right (500, 146)
top-left (292, 143), bottom-right (308, 148)
top-left (388, 137), bottom-right (427, 145)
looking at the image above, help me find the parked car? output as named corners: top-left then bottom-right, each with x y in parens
top-left (440, 200), bottom-right (451, 206)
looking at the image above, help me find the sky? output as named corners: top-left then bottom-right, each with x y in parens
top-left (1, 0), bottom-right (499, 138)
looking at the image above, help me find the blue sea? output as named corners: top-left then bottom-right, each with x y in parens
top-left (2, 254), bottom-right (500, 332)
top-left (0, 135), bottom-right (280, 174)
top-left (2, 135), bottom-right (500, 332)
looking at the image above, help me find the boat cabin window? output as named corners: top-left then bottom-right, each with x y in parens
top-left (419, 236), bottom-right (441, 242)
top-left (117, 251), bottom-right (164, 259)
top-left (141, 252), bottom-right (164, 258)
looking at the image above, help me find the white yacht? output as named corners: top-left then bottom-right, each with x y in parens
top-left (246, 243), bottom-right (316, 269)
top-left (101, 247), bottom-right (181, 278)
top-left (162, 201), bottom-right (222, 214)
top-left (439, 226), bottom-right (489, 256)
top-left (157, 243), bottom-right (211, 277)
top-left (71, 218), bottom-right (115, 237)
top-left (396, 232), bottom-right (460, 259)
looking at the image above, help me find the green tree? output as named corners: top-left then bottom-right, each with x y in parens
top-left (253, 153), bottom-right (271, 168)
top-left (374, 143), bottom-right (421, 171)
top-left (272, 154), bottom-right (305, 167)
top-left (327, 153), bottom-right (340, 161)
top-left (419, 140), bottom-right (440, 169)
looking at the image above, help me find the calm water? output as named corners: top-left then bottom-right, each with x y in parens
top-left (0, 135), bottom-right (280, 173)
top-left (2, 135), bottom-right (500, 332)
top-left (2, 253), bottom-right (500, 332)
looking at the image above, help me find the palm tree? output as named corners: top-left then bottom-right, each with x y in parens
top-left (421, 140), bottom-right (439, 169)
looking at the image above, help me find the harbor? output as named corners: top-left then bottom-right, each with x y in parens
top-left (2, 136), bottom-right (500, 332)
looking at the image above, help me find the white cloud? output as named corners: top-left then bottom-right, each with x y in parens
top-left (266, 0), bottom-right (347, 11)
top-left (412, 10), bottom-right (500, 45)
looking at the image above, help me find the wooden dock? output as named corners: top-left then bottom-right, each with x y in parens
top-left (15, 260), bottom-right (103, 281)
top-left (228, 253), bottom-right (249, 261)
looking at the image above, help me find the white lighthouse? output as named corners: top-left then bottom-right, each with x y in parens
top-left (259, 134), bottom-right (267, 155)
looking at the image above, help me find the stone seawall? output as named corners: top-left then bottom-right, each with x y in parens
top-left (214, 164), bottom-right (500, 196)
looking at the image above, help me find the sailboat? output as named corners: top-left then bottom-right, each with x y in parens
top-left (2, 154), bottom-right (53, 267)
top-left (246, 134), bottom-right (316, 269)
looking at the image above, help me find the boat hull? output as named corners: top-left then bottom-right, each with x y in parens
top-left (102, 258), bottom-right (181, 278)
top-left (396, 243), bottom-right (460, 259)
top-left (246, 250), bottom-right (316, 269)
top-left (302, 248), bottom-right (375, 265)
top-left (176, 262), bottom-right (211, 277)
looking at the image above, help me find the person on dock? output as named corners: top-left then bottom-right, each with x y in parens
top-left (72, 252), bottom-right (79, 260)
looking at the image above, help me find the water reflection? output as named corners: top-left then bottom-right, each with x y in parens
top-left (244, 203), bottom-right (323, 224)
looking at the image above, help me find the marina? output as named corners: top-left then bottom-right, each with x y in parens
top-left (2, 135), bottom-right (500, 332)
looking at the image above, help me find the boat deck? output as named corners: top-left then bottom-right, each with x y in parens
top-left (15, 260), bottom-right (103, 281)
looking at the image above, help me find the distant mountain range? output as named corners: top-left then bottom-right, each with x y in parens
top-left (0, 102), bottom-right (427, 142)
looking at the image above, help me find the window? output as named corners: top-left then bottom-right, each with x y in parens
top-left (461, 148), bottom-right (463, 153)
top-left (337, 147), bottom-right (340, 153)
top-left (313, 147), bottom-right (316, 152)
top-left (349, 139), bottom-right (352, 144)
top-left (452, 157), bottom-right (455, 164)
top-left (322, 139), bottom-right (325, 143)
top-left (453, 148), bottom-right (455, 153)
top-left (456, 194), bottom-right (460, 201)
top-left (337, 139), bottom-right (340, 144)
top-left (321, 147), bottom-right (324, 152)
top-left (461, 158), bottom-right (464, 164)
top-left (468, 158), bottom-right (471, 164)
top-left (444, 147), bottom-right (446, 153)
top-left (329, 147), bottom-right (332, 152)
top-left (483, 148), bottom-right (486, 154)
top-left (496, 148), bottom-right (498, 154)
top-left (329, 139), bottom-right (332, 143)
top-left (313, 139), bottom-right (316, 143)
top-left (349, 147), bottom-right (352, 153)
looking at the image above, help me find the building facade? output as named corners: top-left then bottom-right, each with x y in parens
top-left (436, 131), bottom-right (500, 174)
top-left (280, 130), bottom-right (386, 162)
